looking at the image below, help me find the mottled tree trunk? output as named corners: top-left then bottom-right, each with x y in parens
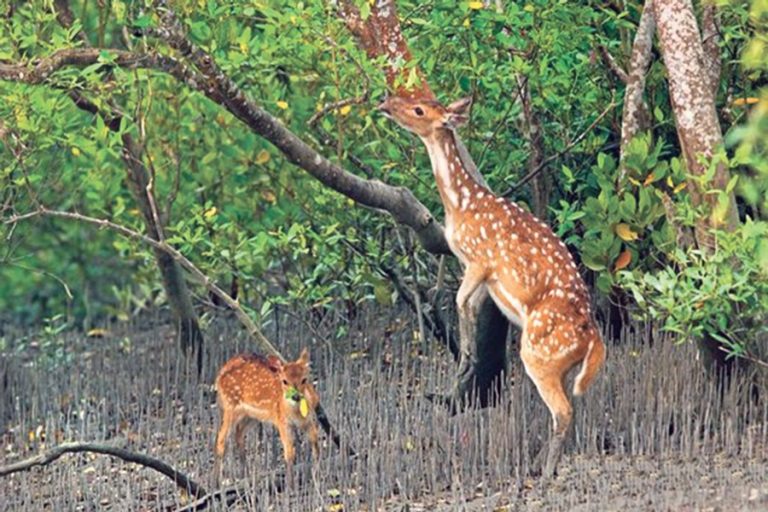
top-left (518, 76), bottom-right (549, 219)
top-left (700, 4), bottom-right (722, 98)
top-left (654, 0), bottom-right (739, 371)
top-left (653, 0), bottom-right (738, 248)
top-left (619, 0), bottom-right (655, 178)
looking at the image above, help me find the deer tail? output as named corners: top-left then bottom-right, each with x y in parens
top-left (573, 333), bottom-right (606, 396)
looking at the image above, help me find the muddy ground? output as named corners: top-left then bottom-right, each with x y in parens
top-left (1, 308), bottom-right (766, 510)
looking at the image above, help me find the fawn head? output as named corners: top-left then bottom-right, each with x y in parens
top-left (378, 96), bottom-right (472, 138)
top-left (271, 349), bottom-right (312, 406)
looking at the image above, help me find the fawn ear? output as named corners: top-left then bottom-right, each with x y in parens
top-left (443, 97), bottom-right (472, 128)
top-left (266, 355), bottom-right (282, 373)
top-left (298, 348), bottom-right (310, 366)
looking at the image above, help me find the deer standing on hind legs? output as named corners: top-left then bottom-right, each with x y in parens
top-left (378, 95), bottom-right (606, 478)
top-left (213, 349), bottom-right (320, 485)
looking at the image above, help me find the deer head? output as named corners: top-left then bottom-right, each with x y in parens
top-left (378, 96), bottom-right (472, 138)
top-left (269, 349), bottom-right (312, 406)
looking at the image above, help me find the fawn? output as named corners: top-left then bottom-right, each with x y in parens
top-left (214, 349), bottom-right (320, 481)
top-left (378, 95), bottom-right (606, 477)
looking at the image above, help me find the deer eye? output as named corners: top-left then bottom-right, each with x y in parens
top-left (414, 107), bottom-right (424, 116)
top-left (282, 379), bottom-right (289, 386)
top-left (301, 378), bottom-right (307, 385)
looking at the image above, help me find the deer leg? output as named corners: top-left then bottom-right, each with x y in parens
top-left (456, 264), bottom-right (488, 312)
top-left (276, 422), bottom-right (296, 486)
top-left (234, 418), bottom-right (253, 471)
top-left (214, 408), bottom-right (237, 483)
top-left (522, 352), bottom-right (573, 478)
top-left (307, 419), bottom-right (320, 461)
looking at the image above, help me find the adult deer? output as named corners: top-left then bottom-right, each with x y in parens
top-left (378, 95), bottom-right (605, 477)
top-left (213, 349), bottom-right (320, 483)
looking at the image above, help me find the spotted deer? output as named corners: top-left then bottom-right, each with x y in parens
top-left (213, 349), bottom-right (320, 481)
top-left (378, 95), bottom-right (606, 477)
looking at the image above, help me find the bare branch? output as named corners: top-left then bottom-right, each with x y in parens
top-left (308, 94), bottom-right (369, 127)
top-left (503, 93), bottom-right (617, 195)
top-left (0, 438), bottom-right (207, 498)
top-left (307, 34), bottom-right (371, 127)
top-left (597, 44), bottom-right (629, 84)
top-left (5, 207), bottom-right (279, 356)
top-left (0, 48), bottom-right (147, 84)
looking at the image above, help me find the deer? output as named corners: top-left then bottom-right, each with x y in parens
top-left (213, 348), bottom-right (320, 483)
top-left (378, 95), bottom-right (606, 478)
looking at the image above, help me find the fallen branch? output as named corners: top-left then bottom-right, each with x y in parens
top-left (173, 486), bottom-right (247, 512)
top-left (0, 438), bottom-right (207, 499)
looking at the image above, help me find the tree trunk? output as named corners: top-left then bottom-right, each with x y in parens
top-left (653, 0), bottom-right (740, 372)
top-left (121, 136), bottom-right (204, 371)
top-left (518, 75), bottom-right (550, 219)
top-left (653, 0), bottom-right (738, 248)
top-left (619, 0), bottom-right (655, 179)
top-left (452, 288), bottom-right (508, 410)
top-left (54, 0), bottom-right (204, 372)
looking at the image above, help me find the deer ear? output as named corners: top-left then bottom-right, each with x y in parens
top-left (298, 348), bottom-right (310, 366)
top-left (266, 355), bottom-right (282, 373)
top-left (444, 96), bottom-right (472, 128)
top-left (447, 96), bottom-right (472, 115)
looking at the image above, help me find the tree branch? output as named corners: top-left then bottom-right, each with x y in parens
top-left (0, 48), bottom-right (150, 84)
top-left (336, 0), bottom-right (433, 98)
top-left (1, 13), bottom-right (450, 255)
top-left (597, 44), bottom-right (629, 84)
top-left (503, 93), bottom-right (617, 195)
top-left (0, 438), bottom-right (208, 499)
top-left (619, 0), bottom-right (656, 181)
top-left (141, 8), bottom-right (450, 254)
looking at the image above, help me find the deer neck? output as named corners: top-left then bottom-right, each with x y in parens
top-left (421, 129), bottom-right (486, 220)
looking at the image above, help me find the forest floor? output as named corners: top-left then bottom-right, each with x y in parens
top-left (1, 309), bottom-right (767, 511)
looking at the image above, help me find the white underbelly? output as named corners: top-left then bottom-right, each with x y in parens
top-left (487, 285), bottom-right (526, 329)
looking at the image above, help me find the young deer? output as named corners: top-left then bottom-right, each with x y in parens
top-left (379, 95), bottom-right (606, 477)
top-left (214, 349), bottom-right (320, 481)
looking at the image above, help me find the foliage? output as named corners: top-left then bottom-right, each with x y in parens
top-left (619, 216), bottom-right (768, 359)
top-left (0, 1), bottom-right (765, 365)
top-left (553, 137), bottom-right (679, 294)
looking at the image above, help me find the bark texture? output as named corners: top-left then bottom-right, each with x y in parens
top-left (653, 0), bottom-right (738, 247)
top-left (338, 0), bottom-right (434, 100)
top-left (619, 0), bottom-right (656, 175)
top-left (517, 76), bottom-right (549, 219)
top-left (654, 0), bottom-right (739, 371)
top-left (700, 3), bottom-right (722, 97)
